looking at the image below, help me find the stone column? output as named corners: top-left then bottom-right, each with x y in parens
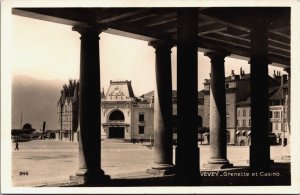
top-left (203, 51), bottom-right (233, 169)
top-left (70, 25), bottom-right (109, 184)
top-left (284, 67), bottom-right (291, 145)
top-left (175, 8), bottom-right (200, 185)
top-left (249, 10), bottom-right (271, 171)
top-left (147, 41), bottom-right (174, 175)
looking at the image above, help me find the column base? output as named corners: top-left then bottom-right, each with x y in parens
top-left (70, 169), bottom-right (110, 184)
top-left (203, 158), bottom-right (233, 169)
top-left (146, 163), bottom-right (175, 176)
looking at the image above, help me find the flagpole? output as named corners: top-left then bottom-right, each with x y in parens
top-left (20, 112), bottom-right (23, 129)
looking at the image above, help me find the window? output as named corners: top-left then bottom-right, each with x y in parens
top-left (139, 113), bottom-right (145, 122)
top-left (226, 131), bottom-right (230, 143)
top-left (226, 105), bottom-right (230, 115)
top-left (242, 119), bottom-right (246, 127)
top-left (139, 126), bottom-right (144, 134)
top-left (243, 109), bottom-right (246, 116)
top-left (249, 109), bottom-right (251, 116)
top-left (237, 119), bottom-right (240, 127)
top-left (225, 83), bottom-right (229, 88)
top-left (237, 110), bottom-right (240, 116)
top-left (249, 119), bottom-right (251, 126)
top-left (274, 111), bottom-right (280, 119)
top-left (269, 111), bottom-right (273, 118)
top-left (275, 123), bottom-right (278, 130)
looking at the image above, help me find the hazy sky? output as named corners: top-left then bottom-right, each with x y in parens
top-left (12, 14), bottom-right (283, 96)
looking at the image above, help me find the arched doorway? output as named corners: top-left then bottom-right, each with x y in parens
top-left (108, 110), bottom-right (125, 139)
top-left (109, 110), bottom-right (125, 121)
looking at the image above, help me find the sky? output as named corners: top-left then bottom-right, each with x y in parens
top-left (12, 14), bottom-right (284, 96)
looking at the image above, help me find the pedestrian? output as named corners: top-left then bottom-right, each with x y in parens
top-left (15, 141), bottom-right (19, 151)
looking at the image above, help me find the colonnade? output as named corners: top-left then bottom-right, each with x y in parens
top-left (70, 9), bottom-right (272, 184)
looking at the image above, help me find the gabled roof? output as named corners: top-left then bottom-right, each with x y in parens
top-left (237, 85), bottom-right (287, 106)
top-left (269, 86), bottom-right (286, 100)
top-left (105, 80), bottom-right (135, 98)
top-left (236, 96), bottom-right (251, 106)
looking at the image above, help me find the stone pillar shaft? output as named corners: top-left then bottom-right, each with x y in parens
top-left (70, 26), bottom-right (109, 184)
top-left (147, 41), bottom-right (174, 175)
top-left (249, 11), bottom-right (271, 170)
top-left (204, 52), bottom-right (232, 169)
top-left (175, 8), bottom-right (200, 183)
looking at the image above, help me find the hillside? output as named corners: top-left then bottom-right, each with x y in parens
top-left (12, 75), bottom-right (66, 130)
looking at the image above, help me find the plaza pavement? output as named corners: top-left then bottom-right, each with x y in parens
top-left (11, 140), bottom-right (290, 186)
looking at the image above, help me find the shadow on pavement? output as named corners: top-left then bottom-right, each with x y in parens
top-left (54, 162), bottom-right (290, 187)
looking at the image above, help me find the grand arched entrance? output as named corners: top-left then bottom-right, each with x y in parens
top-left (108, 110), bottom-right (125, 139)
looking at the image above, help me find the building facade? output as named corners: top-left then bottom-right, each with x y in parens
top-left (235, 71), bottom-right (290, 146)
top-left (57, 72), bottom-right (289, 145)
top-left (203, 68), bottom-right (282, 145)
top-left (57, 88), bottom-right (79, 142)
top-left (58, 80), bottom-right (205, 142)
top-left (100, 80), bottom-right (154, 141)
top-left (100, 80), bottom-right (204, 142)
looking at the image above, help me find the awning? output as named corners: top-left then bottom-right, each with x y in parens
top-left (247, 131), bottom-right (251, 135)
top-left (241, 130), bottom-right (246, 135)
top-left (236, 130), bottom-right (241, 135)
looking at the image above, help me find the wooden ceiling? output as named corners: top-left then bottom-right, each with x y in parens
top-left (13, 7), bottom-right (290, 67)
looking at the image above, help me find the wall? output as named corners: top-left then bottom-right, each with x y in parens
top-left (132, 104), bottom-right (154, 141)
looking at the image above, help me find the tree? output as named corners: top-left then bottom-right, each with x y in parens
top-left (22, 123), bottom-right (33, 129)
top-left (62, 79), bottom-right (79, 97)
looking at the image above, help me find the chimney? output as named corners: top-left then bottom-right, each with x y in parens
top-left (240, 67), bottom-right (243, 77)
top-left (273, 70), bottom-right (276, 78)
top-left (231, 70), bottom-right (235, 80)
top-left (101, 87), bottom-right (105, 97)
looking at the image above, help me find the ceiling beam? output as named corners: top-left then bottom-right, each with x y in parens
top-left (215, 31), bottom-right (250, 42)
top-left (200, 33), bottom-right (249, 48)
top-left (97, 9), bottom-right (149, 23)
top-left (145, 17), bottom-right (177, 27)
top-left (199, 13), bottom-right (251, 33)
top-left (198, 23), bottom-right (228, 35)
top-left (198, 37), bottom-right (290, 66)
top-left (12, 8), bottom-right (87, 26)
top-left (269, 32), bottom-right (290, 46)
top-left (270, 31), bottom-right (290, 39)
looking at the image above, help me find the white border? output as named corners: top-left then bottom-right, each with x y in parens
top-left (1, 0), bottom-right (300, 194)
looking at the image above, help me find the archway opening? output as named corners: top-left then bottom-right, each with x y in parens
top-left (109, 127), bottom-right (125, 138)
top-left (109, 110), bottom-right (125, 121)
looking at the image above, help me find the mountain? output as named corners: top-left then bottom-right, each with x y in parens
top-left (12, 75), bottom-right (66, 130)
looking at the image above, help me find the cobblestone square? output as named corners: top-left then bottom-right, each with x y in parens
top-left (12, 140), bottom-right (290, 186)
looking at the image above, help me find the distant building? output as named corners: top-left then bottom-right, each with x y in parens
top-left (235, 71), bottom-right (290, 146)
top-left (57, 87), bottom-right (79, 142)
top-left (100, 80), bottom-right (154, 141)
top-left (203, 68), bottom-right (282, 145)
top-left (57, 80), bottom-right (205, 142)
top-left (100, 80), bottom-right (205, 142)
top-left (57, 71), bottom-right (289, 145)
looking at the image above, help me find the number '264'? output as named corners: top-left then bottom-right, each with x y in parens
top-left (19, 171), bottom-right (29, 176)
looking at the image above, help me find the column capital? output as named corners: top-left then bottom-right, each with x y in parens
top-left (148, 40), bottom-right (174, 52)
top-left (204, 51), bottom-right (230, 60)
top-left (72, 24), bottom-right (107, 35)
